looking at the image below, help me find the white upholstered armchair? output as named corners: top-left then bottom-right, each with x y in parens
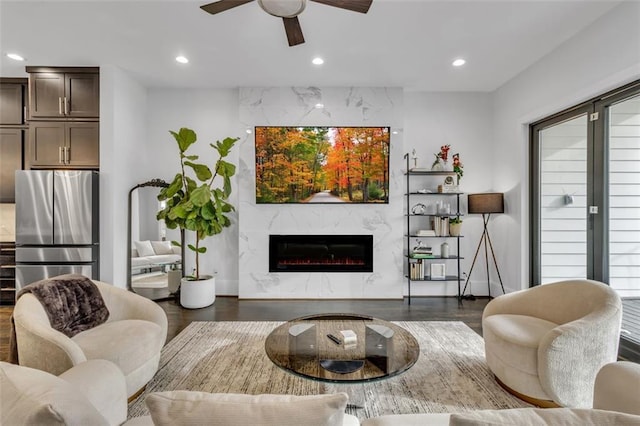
top-left (482, 279), bottom-right (622, 408)
top-left (13, 279), bottom-right (168, 399)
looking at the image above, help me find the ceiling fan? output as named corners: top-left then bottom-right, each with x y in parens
top-left (200, 0), bottom-right (373, 47)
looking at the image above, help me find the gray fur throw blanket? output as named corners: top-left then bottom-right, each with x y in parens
top-left (9, 274), bottom-right (109, 363)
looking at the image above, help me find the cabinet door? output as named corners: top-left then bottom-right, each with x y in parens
top-left (29, 73), bottom-right (65, 118)
top-left (28, 121), bottom-right (65, 167)
top-left (65, 73), bottom-right (99, 118)
top-left (0, 129), bottom-right (24, 202)
top-left (0, 84), bottom-right (25, 124)
top-left (65, 122), bottom-right (99, 167)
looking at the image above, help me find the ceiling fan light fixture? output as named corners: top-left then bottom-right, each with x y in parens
top-left (258, 0), bottom-right (306, 18)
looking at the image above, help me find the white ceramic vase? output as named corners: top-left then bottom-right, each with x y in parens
top-left (180, 275), bottom-right (216, 309)
top-left (449, 223), bottom-right (462, 237)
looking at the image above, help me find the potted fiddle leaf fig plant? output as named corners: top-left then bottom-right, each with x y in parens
top-left (157, 127), bottom-right (238, 309)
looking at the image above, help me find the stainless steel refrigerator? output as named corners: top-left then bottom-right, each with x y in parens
top-left (15, 170), bottom-right (99, 291)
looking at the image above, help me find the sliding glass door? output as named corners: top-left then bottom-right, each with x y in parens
top-left (531, 81), bottom-right (640, 360)
top-left (531, 106), bottom-right (593, 284)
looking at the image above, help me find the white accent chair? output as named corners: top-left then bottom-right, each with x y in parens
top-left (13, 279), bottom-right (168, 399)
top-left (482, 279), bottom-right (622, 407)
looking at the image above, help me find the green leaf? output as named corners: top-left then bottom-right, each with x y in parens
top-left (210, 136), bottom-right (238, 158)
top-left (201, 201), bottom-right (216, 220)
top-left (190, 185), bottom-right (211, 207)
top-left (185, 161), bottom-right (212, 182)
top-left (171, 240), bottom-right (181, 247)
top-left (184, 155), bottom-right (199, 161)
top-left (171, 128), bottom-right (197, 153)
top-left (158, 174), bottom-right (182, 200)
top-left (216, 160), bottom-right (236, 177)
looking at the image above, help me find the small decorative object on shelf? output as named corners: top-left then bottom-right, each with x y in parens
top-left (431, 144), bottom-right (451, 171)
top-left (430, 263), bottom-right (446, 280)
top-left (441, 242), bottom-right (450, 258)
top-left (449, 217), bottom-right (463, 236)
top-left (453, 153), bottom-right (464, 183)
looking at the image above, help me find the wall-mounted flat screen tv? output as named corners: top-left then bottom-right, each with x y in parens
top-left (255, 126), bottom-right (390, 204)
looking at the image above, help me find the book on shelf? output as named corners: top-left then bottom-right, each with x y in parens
top-left (416, 229), bottom-right (436, 237)
top-left (409, 260), bottom-right (426, 280)
top-left (410, 253), bottom-right (435, 259)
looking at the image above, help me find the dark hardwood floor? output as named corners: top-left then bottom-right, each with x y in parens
top-left (0, 296), bottom-right (489, 362)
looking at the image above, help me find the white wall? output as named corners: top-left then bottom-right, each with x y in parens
top-left (145, 89), bottom-right (241, 294)
top-left (492, 2), bottom-right (640, 293)
top-left (404, 92), bottom-right (495, 296)
top-left (99, 66), bottom-right (148, 288)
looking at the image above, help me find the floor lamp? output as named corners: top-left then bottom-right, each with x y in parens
top-left (462, 193), bottom-right (506, 299)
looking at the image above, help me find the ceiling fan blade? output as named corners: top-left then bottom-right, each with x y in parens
top-left (283, 17), bottom-right (305, 46)
top-left (200, 0), bottom-right (254, 15)
top-left (310, 0), bottom-right (372, 14)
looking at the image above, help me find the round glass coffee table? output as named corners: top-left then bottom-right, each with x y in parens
top-left (265, 313), bottom-right (419, 405)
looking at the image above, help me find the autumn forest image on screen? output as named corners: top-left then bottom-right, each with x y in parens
top-left (255, 127), bottom-right (390, 204)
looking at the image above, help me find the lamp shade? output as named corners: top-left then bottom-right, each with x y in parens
top-left (468, 193), bottom-right (504, 214)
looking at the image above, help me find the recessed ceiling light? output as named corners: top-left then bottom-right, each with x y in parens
top-left (452, 58), bottom-right (466, 67)
top-left (315, 103), bottom-right (324, 109)
top-left (246, 128), bottom-right (253, 134)
top-left (7, 53), bottom-right (25, 61)
top-left (175, 56), bottom-right (189, 64)
top-left (312, 57), bottom-right (324, 65)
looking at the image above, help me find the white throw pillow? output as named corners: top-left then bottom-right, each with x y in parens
top-left (449, 408), bottom-right (640, 425)
top-left (151, 240), bottom-right (173, 255)
top-left (0, 362), bottom-right (108, 426)
top-left (134, 240), bottom-right (155, 257)
top-left (146, 391), bottom-right (348, 426)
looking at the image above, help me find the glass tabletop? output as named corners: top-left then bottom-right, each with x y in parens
top-left (265, 313), bottom-right (420, 383)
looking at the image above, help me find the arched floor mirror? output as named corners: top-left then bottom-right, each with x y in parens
top-left (127, 179), bottom-right (184, 300)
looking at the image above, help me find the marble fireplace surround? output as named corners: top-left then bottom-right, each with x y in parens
top-left (237, 87), bottom-right (404, 299)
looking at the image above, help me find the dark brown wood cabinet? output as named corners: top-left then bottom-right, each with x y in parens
top-left (29, 121), bottom-right (99, 168)
top-left (0, 128), bottom-right (25, 202)
top-left (0, 243), bottom-right (16, 305)
top-left (27, 67), bottom-right (99, 119)
top-left (0, 82), bottom-right (26, 124)
top-left (0, 78), bottom-right (27, 202)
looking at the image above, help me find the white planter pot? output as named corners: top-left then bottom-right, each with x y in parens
top-left (180, 275), bottom-right (215, 309)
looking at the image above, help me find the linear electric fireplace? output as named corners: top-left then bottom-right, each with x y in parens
top-left (269, 235), bottom-right (373, 272)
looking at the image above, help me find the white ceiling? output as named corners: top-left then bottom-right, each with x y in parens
top-left (0, 0), bottom-right (621, 91)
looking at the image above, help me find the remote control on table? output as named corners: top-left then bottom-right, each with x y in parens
top-left (327, 334), bottom-right (342, 345)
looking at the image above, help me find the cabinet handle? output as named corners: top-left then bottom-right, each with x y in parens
top-left (65, 146), bottom-right (70, 164)
top-left (59, 146), bottom-right (64, 163)
top-left (64, 97), bottom-right (69, 115)
top-left (58, 97), bottom-right (63, 115)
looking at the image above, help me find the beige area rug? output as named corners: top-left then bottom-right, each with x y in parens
top-left (128, 321), bottom-right (530, 421)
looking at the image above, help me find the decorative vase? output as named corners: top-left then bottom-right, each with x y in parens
top-left (449, 223), bottom-right (462, 237)
top-left (431, 160), bottom-right (444, 171)
top-left (180, 275), bottom-right (216, 309)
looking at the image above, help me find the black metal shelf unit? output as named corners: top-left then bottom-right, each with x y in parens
top-left (404, 153), bottom-right (464, 304)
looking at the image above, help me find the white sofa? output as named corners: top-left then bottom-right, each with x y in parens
top-left (3, 360), bottom-right (638, 426)
top-left (360, 361), bottom-right (640, 425)
top-left (13, 279), bottom-right (168, 398)
top-left (131, 240), bottom-right (181, 272)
